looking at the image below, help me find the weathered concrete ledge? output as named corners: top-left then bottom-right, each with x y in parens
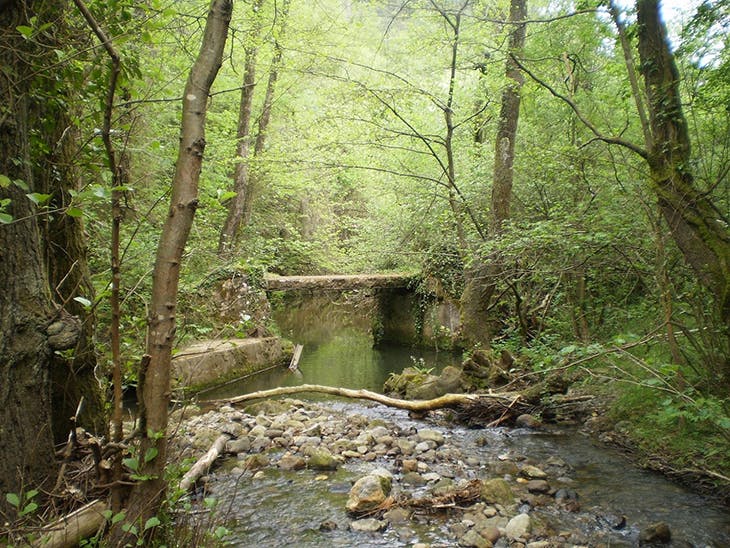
top-left (172, 337), bottom-right (290, 391)
top-left (264, 273), bottom-right (414, 291)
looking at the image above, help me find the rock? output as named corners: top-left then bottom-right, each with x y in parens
top-left (350, 518), bottom-right (386, 532)
top-left (278, 453), bottom-right (306, 471)
top-left (478, 525), bottom-right (501, 543)
top-left (383, 507), bottom-right (411, 524)
top-left (417, 429), bottom-right (445, 445)
top-left (307, 448), bottom-right (339, 470)
top-left (242, 453), bottom-right (269, 470)
top-left (519, 465), bottom-right (547, 479)
top-left (226, 437), bottom-right (251, 454)
top-left (514, 414), bottom-right (542, 429)
top-left (319, 519), bottom-right (337, 531)
top-left (407, 366), bottom-right (463, 400)
top-left (346, 473), bottom-right (392, 514)
top-left (526, 480), bottom-right (550, 494)
top-left (459, 528), bottom-right (492, 548)
top-left (504, 513), bottom-right (531, 539)
top-left (402, 459), bottom-right (419, 472)
top-left (480, 478), bottom-right (515, 506)
top-left (639, 521), bottom-right (671, 544)
top-left (403, 472), bottom-right (426, 485)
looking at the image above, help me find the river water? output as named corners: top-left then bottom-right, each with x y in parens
top-left (203, 293), bottom-right (730, 547)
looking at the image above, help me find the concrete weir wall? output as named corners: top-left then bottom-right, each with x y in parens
top-left (172, 337), bottom-right (290, 391)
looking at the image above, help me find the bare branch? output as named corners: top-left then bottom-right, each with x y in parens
top-left (512, 55), bottom-right (648, 159)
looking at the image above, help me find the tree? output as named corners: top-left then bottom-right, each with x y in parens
top-left (461, 0), bottom-right (527, 346)
top-left (116, 0), bottom-right (233, 536)
top-left (217, 0), bottom-right (265, 256)
top-left (0, 0), bottom-right (67, 512)
top-left (218, 0), bottom-right (291, 256)
top-left (634, 0), bottom-right (730, 351)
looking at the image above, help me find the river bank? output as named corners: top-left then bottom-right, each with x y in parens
top-left (170, 396), bottom-right (730, 547)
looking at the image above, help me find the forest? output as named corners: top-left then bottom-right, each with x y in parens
top-left (1, 0), bottom-right (728, 545)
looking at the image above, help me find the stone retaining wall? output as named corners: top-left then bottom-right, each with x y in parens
top-left (172, 337), bottom-right (290, 391)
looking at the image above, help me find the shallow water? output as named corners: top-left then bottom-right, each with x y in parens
top-left (203, 294), bottom-right (730, 547)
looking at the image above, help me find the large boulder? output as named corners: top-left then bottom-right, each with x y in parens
top-left (407, 366), bottom-right (464, 400)
top-left (346, 471), bottom-right (393, 514)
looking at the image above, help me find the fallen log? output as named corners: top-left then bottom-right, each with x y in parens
top-left (211, 384), bottom-right (531, 418)
top-left (34, 499), bottom-right (108, 548)
top-left (179, 432), bottom-right (232, 492)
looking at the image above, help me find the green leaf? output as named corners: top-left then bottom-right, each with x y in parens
top-left (144, 516), bottom-right (161, 531)
top-left (111, 511), bottom-right (126, 524)
top-left (218, 190), bottom-right (237, 202)
top-left (5, 492), bottom-right (20, 507)
top-left (122, 457), bottom-right (139, 471)
top-left (73, 296), bottom-right (93, 308)
top-left (66, 206), bottom-right (83, 218)
top-left (26, 192), bottom-right (52, 205)
top-left (20, 501), bottom-right (38, 516)
top-left (25, 489), bottom-right (38, 500)
top-left (16, 25), bottom-right (33, 38)
top-left (0, 213), bottom-right (12, 224)
top-left (0, 174), bottom-right (10, 187)
top-left (144, 447), bottom-right (159, 463)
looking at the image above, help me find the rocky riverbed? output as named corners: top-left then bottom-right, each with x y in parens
top-left (167, 397), bottom-right (727, 547)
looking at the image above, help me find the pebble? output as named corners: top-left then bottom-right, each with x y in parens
top-left (168, 398), bottom-right (678, 547)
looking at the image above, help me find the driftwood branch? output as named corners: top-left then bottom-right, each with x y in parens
top-left (34, 499), bottom-right (108, 548)
top-left (213, 384), bottom-right (525, 414)
top-left (179, 433), bottom-right (232, 492)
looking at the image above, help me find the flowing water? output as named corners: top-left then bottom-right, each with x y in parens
top-left (203, 293), bottom-right (730, 547)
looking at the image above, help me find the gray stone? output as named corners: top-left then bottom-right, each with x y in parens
top-left (417, 428), bottom-right (445, 445)
top-left (480, 478), bottom-right (515, 506)
top-left (459, 529), bottom-right (491, 548)
top-left (526, 480), bottom-right (550, 494)
top-left (505, 513), bottom-right (531, 539)
top-left (383, 507), bottom-right (411, 524)
top-left (519, 465), bottom-right (547, 479)
top-left (226, 437), bottom-right (251, 454)
top-left (350, 518), bottom-right (386, 532)
top-left (403, 472), bottom-right (426, 485)
top-left (514, 414), bottom-right (542, 429)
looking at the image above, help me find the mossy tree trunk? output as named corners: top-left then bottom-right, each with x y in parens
top-left (636, 0), bottom-right (730, 379)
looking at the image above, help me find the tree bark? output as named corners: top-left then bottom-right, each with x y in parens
top-left (118, 0), bottom-right (233, 536)
top-left (0, 0), bottom-right (61, 514)
top-left (218, 0), bottom-right (264, 257)
top-left (218, 383), bottom-right (523, 413)
top-left (461, 0), bottom-right (527, 346)
top-left (636, 0), bottom-right (730, 354)
top-left (239, 0), bottom-right (291, 228)
top-left (491, 0), bottom-right (527, 232)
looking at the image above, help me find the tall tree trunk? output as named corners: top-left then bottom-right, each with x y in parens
top-left (239, 0), bottom-right (291, 228)
top-left (0, 0), bottom-right (63, 513)
top-left (116, 0), bottom-right (232, 538)
top-left (635, 0), bottom-right (730, 367)
top-left (461, 0), bottom-right (527, 346)
top-left (218, 0), bottom-right (264, 257)
top-left (491, 0), bottom-right (526, 232)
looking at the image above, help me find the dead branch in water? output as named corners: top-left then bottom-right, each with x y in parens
top-left (210, 384), bottom-right (532, 419)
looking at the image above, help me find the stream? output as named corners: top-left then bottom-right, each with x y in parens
top-left (202, 293), bottom-right (730, 547)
